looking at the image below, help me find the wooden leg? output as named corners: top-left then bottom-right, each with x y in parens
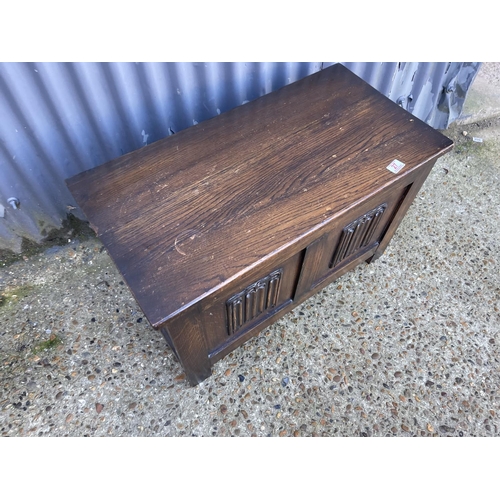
top-left (369, 160), bottom-right (436, 263)
top-left (160, 305), bottom-right (212, 386)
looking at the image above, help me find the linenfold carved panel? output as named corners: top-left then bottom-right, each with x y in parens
top-left (330, 204), bottom-right (387, 268)
top-left (226, 269), bottom-right (282, 335)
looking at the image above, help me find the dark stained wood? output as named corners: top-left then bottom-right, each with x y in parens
top-left (200, 249), bottom-right (304, 354)
top-left (66, 64), bottom-right (453, 327)
top-left (160, 305), bottom-right (211, 386)
top-left (368, 160), bottom-right (436, 262)
top-left (66, 63), bottom-right (454, 385)
top-left (305, 180), bottom-right (414, 292)
top-left (209, 244), bottom-right (379, 364)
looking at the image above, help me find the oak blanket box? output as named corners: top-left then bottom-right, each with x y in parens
top-left (66, 63), bottom-right (454, 385)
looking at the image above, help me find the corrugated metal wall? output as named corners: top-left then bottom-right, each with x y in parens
top-left (0, 62), bottom-right (481, 254)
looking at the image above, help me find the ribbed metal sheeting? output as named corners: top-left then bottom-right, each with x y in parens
top-left (0, 62), bottom-right (481, 253)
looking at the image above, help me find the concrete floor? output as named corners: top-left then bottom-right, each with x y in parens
top-left (1, 63), bottom-right (500, 437)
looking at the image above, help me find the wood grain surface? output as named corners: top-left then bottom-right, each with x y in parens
top-left (66, 64), bottom-right (453, 327)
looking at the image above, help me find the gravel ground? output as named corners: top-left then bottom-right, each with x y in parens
top-left (2, 79), bottom-right (500, 438)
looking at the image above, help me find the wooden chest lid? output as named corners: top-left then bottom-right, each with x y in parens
top-left (66, 64), bottom-right (453, 327)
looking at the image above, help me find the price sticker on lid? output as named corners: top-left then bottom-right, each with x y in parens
top-left (386, 159), bottom-right (405, 174)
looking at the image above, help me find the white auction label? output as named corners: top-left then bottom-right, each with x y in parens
top-left (386, 159), bottom-right (405, 174)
